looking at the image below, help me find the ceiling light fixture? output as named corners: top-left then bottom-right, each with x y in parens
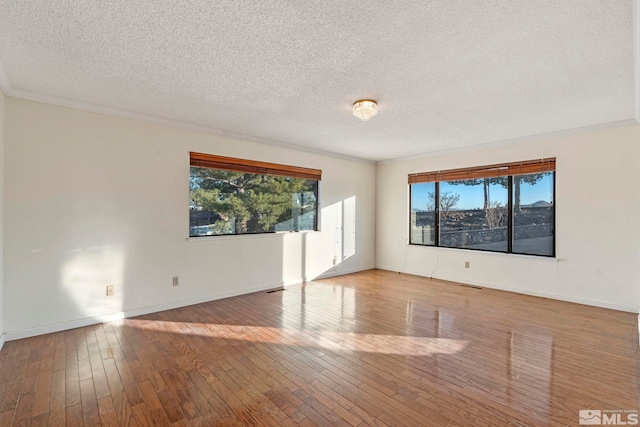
top-left (353, 99), bottom-right (378, 121)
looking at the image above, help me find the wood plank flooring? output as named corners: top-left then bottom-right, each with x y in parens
top-left (0, 269), bottom-right (638, 426)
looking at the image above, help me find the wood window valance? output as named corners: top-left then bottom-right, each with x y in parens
top-left (408, 158), bottom-right (555, 184)
top-left (190, 152), bottom-right (322, 181)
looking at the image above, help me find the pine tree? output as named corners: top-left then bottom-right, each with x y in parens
top-left (190, 168), bottom-right (316, 234)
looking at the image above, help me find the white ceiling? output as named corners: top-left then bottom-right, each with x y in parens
top-left (0, 1), bottom-right (635, 162)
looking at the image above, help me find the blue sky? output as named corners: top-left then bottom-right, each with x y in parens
top-left (411, 174), bottom-right (554, 210)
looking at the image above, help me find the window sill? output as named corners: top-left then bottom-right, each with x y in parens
top-left (187, 230), bottom-right (320, 242)
top-left (407, 243), bottom-right (558, 260)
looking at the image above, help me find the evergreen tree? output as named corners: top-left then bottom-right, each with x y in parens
top-left (190, 168), bottom-right (316, 234)
top-left (446, 174), bottom-right (549, 212)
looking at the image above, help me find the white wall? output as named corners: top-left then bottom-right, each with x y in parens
top-left (377, 124), bottom-right (640, 313)
top-left (3, 98), bottom-right (376, 337)
top-left (5, 95), bottom-right (638, 341)
top-left (0, 88), bottom-right (5, 345)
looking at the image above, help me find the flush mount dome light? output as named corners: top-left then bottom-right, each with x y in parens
top-left (353, 99), bottom-right (378, 121)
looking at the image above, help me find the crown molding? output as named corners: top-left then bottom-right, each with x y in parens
top-left (2, 43), bottom-right (639, 166)
top-left (0, 59), bottom-right (12, 95)
top-left (0, 55), bottom-right (373, 164)
top-left (378, 119), bottom-right (639, 164)
top-left (2, 84), bottom-right (374, 165)
top-left (9, 83), bottom-right (639, 166)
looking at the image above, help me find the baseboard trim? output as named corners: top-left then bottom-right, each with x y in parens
top-left (282, 266), bottom-right (376, 286)
top-left (4, 281), bottom-right (289, 342)
top-left (375, 266), bottom-right (638, 313)
top-left (464, 279), bottom-right (637, 313)
top-left (314, 265), bottom-right (376, 281)
top-left (3, 266), bottom-right (376, 343)
top-left (375, 264), bottom-right (400, 273)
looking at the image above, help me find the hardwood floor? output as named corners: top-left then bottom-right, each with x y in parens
top-left (0, 269), bottom-right (638, 426)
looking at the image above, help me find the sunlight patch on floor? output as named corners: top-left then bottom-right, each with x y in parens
top-left (128, 319), bottom-right (468, 356)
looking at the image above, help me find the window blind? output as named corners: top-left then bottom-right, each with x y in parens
top-left (190, 152), bottom-right (322, 181)
top-left (408, 158), bottom-right (555, 184)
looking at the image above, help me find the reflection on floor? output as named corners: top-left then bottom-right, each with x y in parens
top-left (0, 269), bottom-right (637, 426)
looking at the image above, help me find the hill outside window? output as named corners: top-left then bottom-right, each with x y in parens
top-left (189, 152), bottom-right (321, 237)
top-left (408, 159), bottom-right (555, 257)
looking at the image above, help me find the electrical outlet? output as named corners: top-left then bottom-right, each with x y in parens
top-left (106, 285), bottom-right (115, 296)
top-left (172, 276), bottom-right (179, 286)
top-left (464, 261), bottom-right (470, 269)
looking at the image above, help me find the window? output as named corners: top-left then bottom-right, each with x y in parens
top-left (512, 172), bottom-right (554, 256)
top-left (409, 159), bottom-right (555, 257)
top-left (410, 182), bottom-right (436, 245)
top-left (189, 152), bottom-right (321, 237)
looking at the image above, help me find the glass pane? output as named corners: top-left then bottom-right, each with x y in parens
top-left (189, 167), bottom-right (318, 236)
top-left (410, 183), bottom-right (436, 245)
top-left (273, 189), bottom-right (318, 232)
top-left (440, 178), bottom-right (508, 252)
top-left (512, 172), bottom-right (554, 256)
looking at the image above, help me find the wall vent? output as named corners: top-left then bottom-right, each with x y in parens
top-left (460, 284), bottom-right (483, 290)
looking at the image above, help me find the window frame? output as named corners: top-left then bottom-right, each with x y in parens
top-left (408, 159), bottom-right (555, 258)
top-left (189, 152), bottom-right (322, 238)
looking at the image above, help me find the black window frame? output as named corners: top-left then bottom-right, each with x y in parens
top-left (408, 160), bottom-right (555, 258)
top-left (189, 152), bottom-right (322, 238)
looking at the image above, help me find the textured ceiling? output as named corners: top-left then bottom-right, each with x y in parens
top-left (0, 1), bottom-right (634, 161)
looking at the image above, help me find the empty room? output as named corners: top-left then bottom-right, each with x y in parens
top-left (0, 1), bottom-right (639, 426)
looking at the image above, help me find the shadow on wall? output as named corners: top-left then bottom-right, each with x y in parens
top-left (60, 245), bottom-right (126, 318)
top-left (283, 196), bottom-right (358, 284)
top-left (56, 197), bottom-right (361, 324)
top-left (8, 196), bottom-right (361, 339)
